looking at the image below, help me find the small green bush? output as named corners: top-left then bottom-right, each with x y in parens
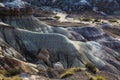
top-left (89, 76), bottom-right (96, 80)
top-left (60, 71), bottom-right (74, 79)
top-left (60, 67), bottom-right (85, 79)
top-left (0, 70), bottom-right (5, 75)
top-left (93, 19), bottom-right (101, 22)
top-left (85, 62), bottom-right (98, 74)
top-left (54, 16), bottom-right (61, 20)
top-left (81, 18), bottom-right (92, 22)
top-left (108, 20), bottom-right (118, 23)
top-left (5, 68), bottom-right (21, 77)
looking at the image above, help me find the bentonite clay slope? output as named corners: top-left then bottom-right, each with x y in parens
top-left (0, 0), bottom-right (120, 76)
top-left (0, 16), bottom-right (120, 74)
top-left (69, 26), bottom-right (120, 53)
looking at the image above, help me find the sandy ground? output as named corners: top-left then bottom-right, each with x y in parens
top-left (35, 8), bottom-right (120, 42)
top-left (35, 8), bottom-right (120, 28)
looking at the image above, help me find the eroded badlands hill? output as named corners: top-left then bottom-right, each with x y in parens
top-left (0, 0), bottom-right (120, 80)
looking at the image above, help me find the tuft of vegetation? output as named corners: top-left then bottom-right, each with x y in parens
top-left (60, 70), bottom-right (74, 79)
top-left (60, 67), bottom-right (85, 79)
top-left (2, 68), bottom-right (21, 77)
top-left (85, 62), bottom-right (99, 74)
top-left (96, 76), bottom-right (106, 80)
top-left (12, 76), bottom-right (22, 80)
top-left (93, 19), bottom-right (101, 22)
top-left (108, 20), bottom-right (118, 23)
top-left (54, 16), bottom-right (61, 20)
top-left (0, 76), bottom-right (22, 80)
top-left (88, 75), bottom-right (106, 80)
top-left (0, 70), bottom-right (5, 75)
top-left (89, 76), bottom-right (96, 80)
top-left (81, 18), bottom-right (92, 22)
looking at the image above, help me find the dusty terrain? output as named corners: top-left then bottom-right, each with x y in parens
top-left (35, 9), bottom-right (120, 27)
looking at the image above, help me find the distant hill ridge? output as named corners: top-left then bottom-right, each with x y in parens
top-left (23, 0), bottom-right (120, 14)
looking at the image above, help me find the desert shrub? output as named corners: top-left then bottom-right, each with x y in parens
top-left (85, 62), bottom-right (98, 74)
top-left (93, 19), bottom-right (101, 22)
top-left (12, 76), bottom-right (22, 80)
top-left (60, 70), bottom-right (74, 79)
top-left (89, 76), bottom-right (96, 80)
top-left (72, 67), bottom-right (82, 72)
top-left (54, 16), bottom-right (61, 20)
top-left (60, 67), bottom-right (85, 79)
top-left (96, 76), bottom-right (106, 80)
top-left (5, 68), bottom-right (21, 77)
top-left (60, 68), bottom-right (74, 79)
top-left (81, 18), bottom-right (92, 22)
top-left (108, 20), bottom-right (118, 23)
top-left (0, 70), bottom-right (5, 75)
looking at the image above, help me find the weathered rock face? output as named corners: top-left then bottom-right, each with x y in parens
top-left (69, 27), bottom-right (120, 53)
top-left (0, 17), bottom-right (120, 74)
top-left (0, 0), bottom-right (34, 17)
top-left (24, 0), bottom-right (120, 14)
top-left (0, 0), bottom-right (120, 75)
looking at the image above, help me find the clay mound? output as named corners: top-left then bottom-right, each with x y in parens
top-left (0, 22), bottom-right (120, 74)
top-left (69, 26), bottom-right (120, 53)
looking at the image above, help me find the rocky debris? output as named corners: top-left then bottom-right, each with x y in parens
top-left (37, 64), bottom-right (46, 71)
top-left (0, 56), bottom-right (39, 75)
top-left (0, 39), bottom-right (24, 60)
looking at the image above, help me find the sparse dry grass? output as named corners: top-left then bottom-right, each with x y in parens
top-left (81, 18), bottom-right (93, 22)
top-left (54, 16), bottom-right (61, 20)
top-left (60, 67), bottom-right (86, 79)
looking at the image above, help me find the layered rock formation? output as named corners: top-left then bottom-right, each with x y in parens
top-left (0, 0), bottom-right (33, 17)
top-left (0, 0), bottom-right (120, 78)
